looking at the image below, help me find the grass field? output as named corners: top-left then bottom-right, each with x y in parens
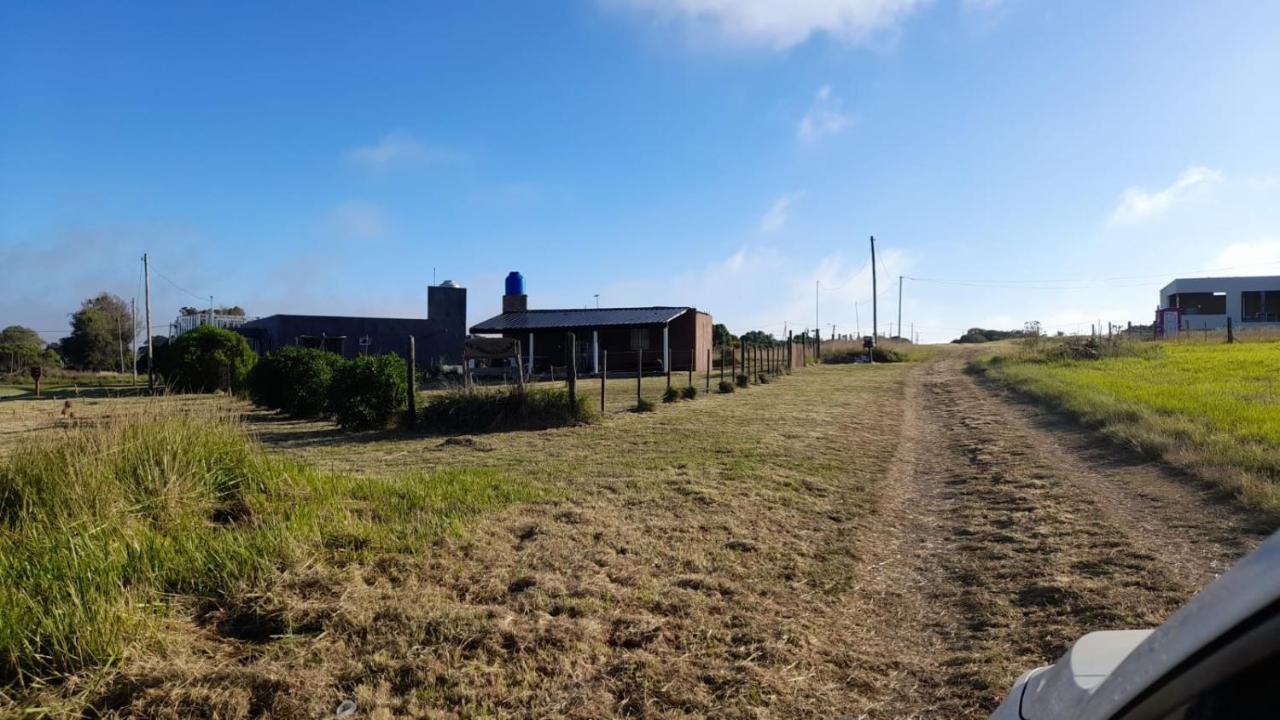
top-left (978, 340), bottom-right (1280, 517)
top-left (1, 363), bottom-right (915, 716)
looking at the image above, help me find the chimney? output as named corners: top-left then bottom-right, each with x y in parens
top-left (503, 271), bottom-right (527, 313)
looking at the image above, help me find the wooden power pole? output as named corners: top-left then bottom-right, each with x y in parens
top-left (143, 253), bottom-right (154, 390)
top-left (870, 236), bottom-right (878, 345)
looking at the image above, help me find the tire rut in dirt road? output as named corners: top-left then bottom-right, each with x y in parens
top-left (856, 351), bottom-right (1264, 718)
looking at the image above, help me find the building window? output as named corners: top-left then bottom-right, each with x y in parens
top-left (1169, 292), bottom-right (1226, 315)
top-left (630, 329), bottom-right (650, 350)
top-left (1241, 291), bottom-right (1280, 322)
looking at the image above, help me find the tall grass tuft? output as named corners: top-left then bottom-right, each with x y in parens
top-left (420, 385), bottom-right (596, 433)
top-left (0, 411), bottom-right (537, 684)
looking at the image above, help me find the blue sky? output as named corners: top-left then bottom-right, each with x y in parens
top-left (3, 0), bottom-right (1279, 343)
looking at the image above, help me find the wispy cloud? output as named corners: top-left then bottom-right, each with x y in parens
top-left (606, 0), bottom-right (927, 50)
top-left (1109, 166), bottom-right (1223, 224)
top-left (343, 131), bottom-right (463, 174)
top-left (797, 85), bottom-right (850, 144)
top-left (759, 191), bottom-right (804, 232)
top-left (328, 201), bottom-right (390, 242)
top-left (1213, 237), bottom-right (1280, 275)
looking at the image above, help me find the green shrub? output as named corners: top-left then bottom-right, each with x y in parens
top-left (718, 380), bottom-right (735, 394)
top-left (420, 386), bottom-right (594, 432)
top-left (824, 346), bottom-right (906, 364)
top-left (164, 325), bottom-right (257, 393)
top-left (248, 346), bottom-right (344, 417)
top-left (735, 374), bottom-right (749, 388)
top-left (662, 387), bottom-right (681, 403)
top-left (330, 354), bottom-right (407, 430)
top-left (681, 385), bottom-right (697, 400)
top-left (634, 398), bottom-right (656, 413)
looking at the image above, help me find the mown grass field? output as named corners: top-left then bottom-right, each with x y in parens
top-left (1, 362), bottom-right (916, 717)
top-left (979, 340), bottom-right (1280, 519)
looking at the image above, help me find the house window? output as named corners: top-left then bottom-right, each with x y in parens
top-left (1241, 291), bottom-right (1280, 322)
top-left (630, 329), bottom-right (650, 350)
top-left (1169, 292), bottom-right (1226, 315)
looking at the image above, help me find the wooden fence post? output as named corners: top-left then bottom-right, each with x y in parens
top-left (406, 335), bottom-right (417, 427)
top-left (1227, 317), bottom-right (1235, 343)
top-left (687, 350), bottom-right (693, 388)
top-left (566, 332), bottom-right (577, 410)
top-left (705, 348), bottom-right (711, 392)
top-left (601, 350), bottom-right (607, 413)
top-left (636, 349), bottom-right (642, 406)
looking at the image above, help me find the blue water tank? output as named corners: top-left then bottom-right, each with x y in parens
top-left (505, 271), bottom-right (525, 296)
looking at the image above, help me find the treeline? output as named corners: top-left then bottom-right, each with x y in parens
top-left (951, 327), bottom-right (1032, 344)
top-left (2, 292), bottom-right (251, 374)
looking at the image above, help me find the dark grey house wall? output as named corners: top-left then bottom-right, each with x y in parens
top-left (237, 285), bottom-right (467, 368)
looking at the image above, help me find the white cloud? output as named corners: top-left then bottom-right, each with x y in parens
top-left (1109, 166), bottom-right (1223, 224)
top-left (1213, 238), bottom-right (1280, 275)
top-left (797, 85), bottom-right (851, 144)
top-left (608, 0), bottom-right (927, 50)
top-left (343, 132), bottom-right (462, 173)
top-left (329, 201), bottom-right (389, 241)
top-left (759, 191), bottom-right (804, 232)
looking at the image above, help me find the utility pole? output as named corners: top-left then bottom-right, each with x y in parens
top-left (116, 312), bottom-right (125, 373)
top-left (209, 295), bottom-right (215, 327)
top-left (131, 297), bottom-right (138, 384)
top-left (144, 253), bottom-right (154, 390)
top-left (870, 236), bottom-right (878, 344)
top-left (855, 301), bottom-right (861, 338)
top-left (815, 280), bottom-right (820, 339)
top-left (897, 275), bottom-right (903, 341)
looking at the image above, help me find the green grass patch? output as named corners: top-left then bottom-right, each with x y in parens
top-left (976, 340), bottom-right (1280, 519)
top-left (0, 412), bottom-right (535, 684)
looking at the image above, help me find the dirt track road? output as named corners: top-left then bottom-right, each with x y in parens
top-left (851, 349), bottom-right (1268, 717)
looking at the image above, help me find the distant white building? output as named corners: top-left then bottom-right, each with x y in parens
top-left (1158, 276), bottom-right (1280, 334)
top-left (171, 312), bottom-right (257, 337)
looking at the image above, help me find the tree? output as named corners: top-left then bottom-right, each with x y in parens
top-left (0, 326), bottom-right (45, 373)
top-left (165, 325), bottom-right (257, 393)
top-left (59, 293), bottom-right (134, 371)
top-left (739, 330), bottom-right (776, 345)
top-left (712, 323), bottom-right (735, 347)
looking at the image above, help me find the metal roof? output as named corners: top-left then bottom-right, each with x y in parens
top-left (470, 307), bottom-right (691, 333)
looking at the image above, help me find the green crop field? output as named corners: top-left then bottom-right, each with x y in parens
top-left (979, 341), bottom-right (1280, 517)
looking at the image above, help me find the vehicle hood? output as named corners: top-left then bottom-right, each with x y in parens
top-left (1019, 629), bottom-right (1153, 719)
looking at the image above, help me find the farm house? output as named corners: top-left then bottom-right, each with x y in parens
top-left (230, 282), bottom-right (467, 368)
top-left (469, 272), bottom-right (713, 374)
top-left (1156, 276), bottom-right (1280, 336)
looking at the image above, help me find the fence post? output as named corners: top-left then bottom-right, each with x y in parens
top-left (636, 349), bottom-right (642, 406)
top-left (720, 348), bottom-right (725, 383)
top-left (705, 348), bottom-right (711, 392)
top-left (566, 332), bottom-right (577, 411)
top-left (687, 350), bottom-right (693, 388)
top-left (601, 350), bottom-right (607, 413)
top-left (666, 348), bottom-right (672, 391)
top-left (1227, 317), bottom-right (1235, 343)
top-left (787, 331), bottom-right (793, 373)
top-left (515, 340), bottom-right (525, 389)
top-left (405, 335), bottom-right (417, 427)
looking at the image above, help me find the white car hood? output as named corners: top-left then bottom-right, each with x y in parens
top-left (1019, 630), bottom-right (1153, 719)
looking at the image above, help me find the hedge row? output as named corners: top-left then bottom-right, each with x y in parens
top-left (248, 348), bottom-right (406, 430)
